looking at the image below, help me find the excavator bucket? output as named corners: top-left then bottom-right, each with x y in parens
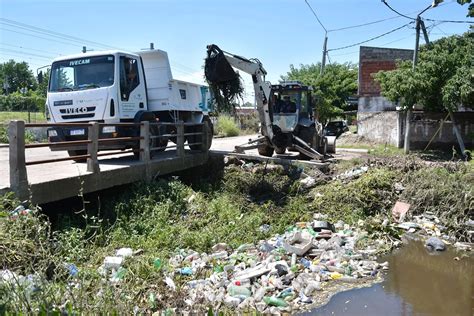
top-left (204, 44), bottom-right (243, 112)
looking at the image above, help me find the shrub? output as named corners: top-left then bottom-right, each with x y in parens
top-left (216, 114), bottom-right (240, 137)
top-left (0, 94), bottom-right (45, 113)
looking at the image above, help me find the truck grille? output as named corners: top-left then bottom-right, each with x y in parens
top-left (60, 106), bottom-right (95, 120)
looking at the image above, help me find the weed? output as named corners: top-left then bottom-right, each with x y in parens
top-left (216, 114), bottom-right (240, 137)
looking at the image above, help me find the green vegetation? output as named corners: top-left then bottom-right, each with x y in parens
top-left (282, 62), bottom-right (358, 122)
top-left (375, 32), bottom-right (473, 111)
top-left (0, 111), bottom-right (46, 124)
top-left (0, 125), bottom-right (36, 144)
top-left (1, 155), bottom-right (472, 313)
top-left (215, 114), bottom-right (240, 137)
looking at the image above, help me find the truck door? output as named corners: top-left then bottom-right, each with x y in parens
top-left (118, 55), bottom-right (147, 119)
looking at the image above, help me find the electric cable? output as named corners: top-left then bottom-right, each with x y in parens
top-left (328, 22), bottom-right (414, 52)
top-left (304, 0), bottom-right (328, 32)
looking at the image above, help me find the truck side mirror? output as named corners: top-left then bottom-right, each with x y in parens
top-left (37, 71), bottom-right (43, 84)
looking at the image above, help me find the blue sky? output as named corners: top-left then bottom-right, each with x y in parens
top-left (0, 0), bottom-right (471, 99)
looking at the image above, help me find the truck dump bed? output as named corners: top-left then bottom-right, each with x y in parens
top-left (137, 50), bottom-right (210, 113)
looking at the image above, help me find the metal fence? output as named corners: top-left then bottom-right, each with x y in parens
top-left (0, 110), bottom-right (46, 125)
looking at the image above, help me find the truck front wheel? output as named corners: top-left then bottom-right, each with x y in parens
top-left (188, 117), bottom-right (213, 152)
top-left (257, 142), bottom-right (274, 157)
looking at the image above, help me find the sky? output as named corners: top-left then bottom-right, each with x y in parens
top-left (0, 0), bottom-right (472, 100)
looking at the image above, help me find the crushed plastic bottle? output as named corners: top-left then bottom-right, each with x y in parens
top-left (263, 296), bottom-right (289, 307)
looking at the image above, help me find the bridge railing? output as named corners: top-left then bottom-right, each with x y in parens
top-left (7, 120), bottom-right (208, 195)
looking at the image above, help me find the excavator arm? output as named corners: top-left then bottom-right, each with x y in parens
top-left (205, 44), bottom-right (274, 141)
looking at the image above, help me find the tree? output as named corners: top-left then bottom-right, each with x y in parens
top-left (282, 62), bottom-right (358, 122)
top-left (457, 0), bottom-right (473, 18)
top-left (0, 60), bottom-right (37, 94)
top-left (374, 32), bottom-right (473, 111)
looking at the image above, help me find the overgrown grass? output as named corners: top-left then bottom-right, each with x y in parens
top-left (1, 157), bottom-right (472, 313)
top-left (216, 114), bottom-right (240, 137)
top-left (0, 111), bottom-right (46, 124)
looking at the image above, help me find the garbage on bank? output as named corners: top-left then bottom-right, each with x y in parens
top-left (99, 215), bottom-right (388, 313)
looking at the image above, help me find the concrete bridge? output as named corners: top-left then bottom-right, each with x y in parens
top-left (1, 120), bottom-right (210, 205)
top-left (1, 121), bottom-right (337, 205)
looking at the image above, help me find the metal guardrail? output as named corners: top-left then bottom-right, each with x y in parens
top-left (7, 120), bottom-right (209, 196)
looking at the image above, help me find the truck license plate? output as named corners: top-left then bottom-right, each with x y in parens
top-left (70, 129), bottom-right (85, 136)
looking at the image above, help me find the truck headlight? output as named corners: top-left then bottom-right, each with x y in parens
top-left (102, 126), bottom-right (116, 133)
top-left (48, 129), bottom-right (58, 137)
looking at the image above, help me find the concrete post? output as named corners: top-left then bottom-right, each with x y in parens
top-left (87, 122), bottom-right (100, 173)
top-left (449, 111), bottom-right (467, 158)
top-left (202, 121), bottom-right (210, 152)
top-left (140, 121), bottom-right (150, 163)
top-left (9, 120), bottom-right (28, 198)
top-left (177, 121), bottom-right (185, 158)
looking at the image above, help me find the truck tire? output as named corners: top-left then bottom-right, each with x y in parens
top-left (298, 125), bottom-right (317, 159)
top-left (188, 117), bottom-right (213, 152)
top-left (275, 147), bottom-right (286, 155)
top-left (258, 143), bottom-right (274, 157)
top-left (68, 150), bottom-right (87, 163)
top-left (326, 136), bottom-right (336, 154)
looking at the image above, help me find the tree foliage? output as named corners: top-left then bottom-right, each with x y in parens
top-left (0, 60), bottom-right (37, 94)
top-left (282, 62), bottom-right (358, 122)
top-left (456, 0), bottom-right (473, 18)
top-left (374, 32), bottom-right (474, 111)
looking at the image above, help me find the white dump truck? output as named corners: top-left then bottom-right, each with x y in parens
top-left (45, 47), bottom-right (213, 158)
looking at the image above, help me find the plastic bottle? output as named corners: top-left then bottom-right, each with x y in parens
top-left (263, 296), bottom-right (289, 307)
top-left (228, 285), bottom-right (251, 298)
top-left (291, 253), bottom-right (297, 266)
top-left (254, 287), bottom-right (267, 301)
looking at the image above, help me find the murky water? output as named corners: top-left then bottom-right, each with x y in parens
top-left (305, 241), bottom-right (473, 316)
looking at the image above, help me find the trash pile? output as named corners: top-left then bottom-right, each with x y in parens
top-left (129, 214), bottom-right (387, 313)
top-left (396, 209), bottom-right (473, 252)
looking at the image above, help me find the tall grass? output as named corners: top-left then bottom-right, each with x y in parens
top-left (216, 114), bottom-right (240, 137)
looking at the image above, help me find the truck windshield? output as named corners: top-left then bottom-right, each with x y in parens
top-left (49, 55), bottom-right (115, 92)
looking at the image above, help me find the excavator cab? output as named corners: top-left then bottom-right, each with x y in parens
top-left (270, 81), bottom-right (311, 133)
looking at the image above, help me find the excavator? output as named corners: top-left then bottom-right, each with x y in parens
top-left (204, 44), bottom-right (335, 160)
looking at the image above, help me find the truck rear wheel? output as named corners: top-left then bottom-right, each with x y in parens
top-left (68, 150), bottom-right (87, 163)
top-left (258, 143), bottom-right (274, 157)
top-left (188, 117), bottom-right (213, 152)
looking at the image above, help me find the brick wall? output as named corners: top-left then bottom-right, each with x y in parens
top-left (358, 46), bottom-right (413, 97)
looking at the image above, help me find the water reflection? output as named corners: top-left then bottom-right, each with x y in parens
top-left (304, 241), bottom-right (473, 316)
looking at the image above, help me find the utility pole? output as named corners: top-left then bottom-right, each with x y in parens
top-left (404, 16), bottom-right (421, 153)
top-left (320, 34), bottom-right (328, 75)
top-left (404, 1), bottom-right (442, 154)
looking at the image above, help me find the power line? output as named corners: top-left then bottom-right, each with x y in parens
top-left (328, 22), bottom-right (414, 52)
top-left (304, 0), bottom-right (327, 32)
top-left (381, 1), bottom-right (416, 20)
top-left (328, 15), bottom-right (402, 32)
top-left (0, 18), bottom-right (119, 50)
top-left (0, 27), bottom-right (85, 48)
top-left (425, 18), bottom-right (474, 24)
top-left (0, 43), bottom-right (62, 56)
top-left (0, 48), bottom-right (54, 60)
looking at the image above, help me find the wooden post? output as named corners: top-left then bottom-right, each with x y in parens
top-left (140, 121), bottom-right (150, 163)
top-left (176, 121), bottom-right (185, 158)
top-left (9, 120), bottom-right (28, 199)
top-left (87, 122), bottom-right (99, 173)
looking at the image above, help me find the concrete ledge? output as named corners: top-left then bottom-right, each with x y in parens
top-left (27, 152), bottom-right (208, 205)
